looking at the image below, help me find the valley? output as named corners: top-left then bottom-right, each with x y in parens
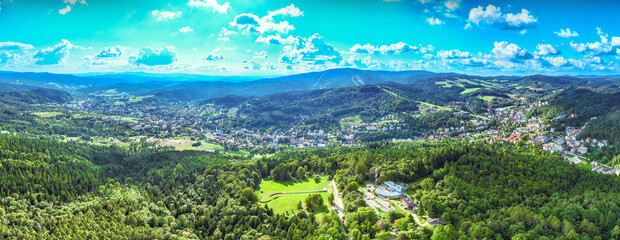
top-left (0, 69), bottom-right (619, 239)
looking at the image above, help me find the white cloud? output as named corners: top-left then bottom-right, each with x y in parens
top-left (33, 39), bottom-right (73, 65)
top-left (253, 51), bottom-right (268, 59)
top-left (543, 56), bottom-right (569, 67)
top-left (217, 28), bottom-right (236, 41)
top-left (469, 5), bottom-right (501, 25)
top-left (59, 0), bottom-right (86, 15)
top-left (426, 17), bottom-right (445, 25)
top-left (179, 26), bottom-right (193, 33)
top-left (444, 0), bottom-right (460, 11)
top-left (504, 9), bottom-right (536, 29)
top-left (202, 53), bottom-right (224, 61)
top-left (0, 51), bottom-right (15, 64)
top-left (468, 5), bottom-right (537, 31)
top-left (437, 49), bottom-right (471, 59)
top-left (242, 60), bottom-right (263, 70)
top-left (129, 47), bottom-right (178, 66)
top-left (59, 5), bottom-right (72, 15)
top-left (96, 46), bottom-right (123, 58)
top-left (0, 42), bottom-right (34, 51)
top-left (266, 4), bottom-right (303, 20)
top-left (492, 41), bottom-right (533, 61)
top-left (350, 42), bottom-right (433, 55)
top-left (230, 4), bottom-right (302, 34)
top-left (555, 28), bottom-right (578, 38)
top-left (535, 44), bottom-right (560, 56)
top-left (255, 35), bottom-right (296, 45)
top-left (63, 0), bottom-right (86, 4)
top-left (188, 0), bottom-right (230, 14)
top-left (151, 10), bottom-right (182, 21)
top-left (570, 28), bottom-right (619, 56)
top-left (280, 34), bottom-right (342, 66)
top-left (611, 36), bottom-right (620, 47)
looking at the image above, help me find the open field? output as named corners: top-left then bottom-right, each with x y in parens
top-left (227, 108), bottom-right (239, 118)
top-left (256, 177), bottom-right (330, 215)
top-left (31, 112), bottom-right (63, 118)
top-left (339, 115), bottom-right (362, 129)
top-left (460, 88), bottom-right (482, 94)
top-left (154, 138), bottom-right (225, 151)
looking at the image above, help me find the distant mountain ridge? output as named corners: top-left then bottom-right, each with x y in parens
top-left (0, 69), bottom-right (617, 102)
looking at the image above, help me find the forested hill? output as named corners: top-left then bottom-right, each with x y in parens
top-left (202, 74), bottom-right (617, 130)
top-left (534, 87), bottom-right (620, 143)
top-left (207, 83), bottom-right (426, 129)
top-left (0, 87), bottom-right (71, 110)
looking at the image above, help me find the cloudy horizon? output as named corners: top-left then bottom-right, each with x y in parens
top-left (0, 0), bottom-right (619, 76)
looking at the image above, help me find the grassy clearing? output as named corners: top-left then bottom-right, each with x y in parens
top-left (229, 150), bottom-right (250, 156)
top-left (419, 102), bottom-right (453, 111)
top-left (340, 115), bottom-right (363, 129)
top-left (577, 164), bottom-right (592, 170)
top-left (202, 143), bottom-right (225, 150)
top-left (258, 177), bottom-right (328, 192)
top-left (31, 112), bottom-right (63, 118)
top-left (479, 96), bottom-right (497, 101)
top-left (227, 108), bottom-right (239, 118)
top-left (460, 88), bottom-right (482, 94)
top-left (257, 177), bottom-right (330, 215)
top-left (258, 192), bottom-right (331, 215)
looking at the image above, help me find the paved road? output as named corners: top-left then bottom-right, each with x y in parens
top-left (330, 180), bottom-right (345, 219)
top-left (262, 190), bottom-right (326, 196)
top-left (329, 180), bottom-right (348, 236)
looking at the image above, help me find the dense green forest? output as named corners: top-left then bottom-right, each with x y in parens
top-left (2, 132), bottom-right (618, 239)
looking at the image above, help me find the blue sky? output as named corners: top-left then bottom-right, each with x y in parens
top-left (0, 0), bottom-right (619, 75)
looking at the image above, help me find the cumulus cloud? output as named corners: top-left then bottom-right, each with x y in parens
top-left (217, 28), bottom-right (236, 41)
top-left (468, 5), bottom-right (537, 31)
top-left (230, 4), bottom-right (302, 34)
top-left (0, 42), bottom-right (34, 51)
top-left (555, 28), bottom-right (578, 38)
top-left (280, 34), bottom-right (342, 66)
top-left (33, 39), bottom-right (73, 65)
top-left (151, 10), bottom-right (182, 21)
top-left (0, 51), bottom-right (15, 64)
top-left (188, 0), bottom-right (230, 14)
top-left (96, 46), bottom-right (123, 58)
top-left (343, 55), bottom-right (386, 69)
top-left (179, 26), bottom-right (193, 33)
top-left (255, 35), bottom-right (296, 45)
top-left (491, 41), bottom-right (533, 61)
top-left (59, 0), bottom-right (86, 15)
top-left (444, 0), bottom-right (460, 11)
top-left (201, 53), bottom-right (223, 61)
top-left (543, 56), bottom-right (569, 67)
top-left (416, 0), bottom-right (461, 13)
top-left (350, 42), bottom-right (433, 55)
top-left (437, 49), bottom-right (472, 59)
top-left (129, 47), bottom-right (177, 66)
top-left (59, 5), bottom-right (72, 15)
top-left (535, 44), bottom-right (560, 56)
top-left (426, 17), bottom-right (445, 25)
top-left (253, 51), bottom-right (268, 59)
top-left (570, 28), bottom-right (619, 56)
